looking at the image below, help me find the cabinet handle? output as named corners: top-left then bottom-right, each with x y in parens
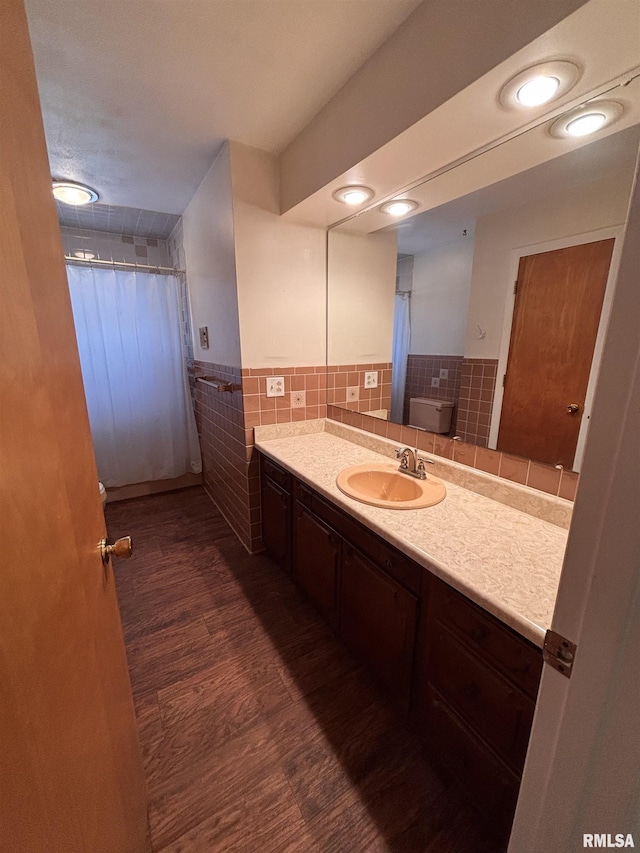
top-left (384, 558), bottom-right (393, 571)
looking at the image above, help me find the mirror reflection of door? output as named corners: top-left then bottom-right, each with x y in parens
top-left (497, 238), bottom-right (614, 468)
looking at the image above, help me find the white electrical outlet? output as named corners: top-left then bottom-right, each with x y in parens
top-left (431, 377), bottom-right (440, 388)
top-left (439, 368), bottom-right (449, 380)
top-left (364, 371), bottom-right (378, 389)
top-left (266, 376), bottom-right (285, 397)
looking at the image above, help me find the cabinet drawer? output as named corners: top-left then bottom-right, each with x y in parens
top-left (295, 480), bottom-right (421, 595)
top-left (423, 684), bottom-right (520, 838)
top-left (346, 523), bottom-right (421, 596)
top-left (261, 455), bottom-right (292, 493)
top-left (431, 578), bottom-right (542, 698)
top-left (428, 625), bottom-right (535, 771)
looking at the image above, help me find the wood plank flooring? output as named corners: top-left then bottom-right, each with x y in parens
top-left (106, 487), bottom-right (506, 852)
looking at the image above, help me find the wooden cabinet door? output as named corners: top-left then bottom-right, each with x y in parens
top-left (1, 2), bottom-right (148, 850)
top-left (261, 477), bottom-right (291, 572)
top-left (293, 504), bottom-right (341, 625)
top-left (423, 685), bottom-right (520, 839)
top-left (340, 543), bottom-right (418, 712)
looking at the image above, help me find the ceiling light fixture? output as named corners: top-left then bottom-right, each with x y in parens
top-left (516, 75), bottom-right (560, 107)
top-left (380, 199), bottom-right (419, 217)
top-left (332, 185), bottom-right (375, 206)
top-left (500, 60), bottom-right (580, 110)
top-left (52, 180), bottom-right (99, 206)
top-left (549, 100), bottom-right (623, 139)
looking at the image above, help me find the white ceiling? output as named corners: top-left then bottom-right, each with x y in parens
top-left (25, 0), bottom-right (422, 214)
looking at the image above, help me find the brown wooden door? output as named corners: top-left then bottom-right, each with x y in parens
top-left (497, 239), bottom-right (614, 468)
top-left (0, 2), bottom-right (149, 851)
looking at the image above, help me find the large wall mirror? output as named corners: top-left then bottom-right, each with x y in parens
top-left (327, 75), bottom-right (640, 475)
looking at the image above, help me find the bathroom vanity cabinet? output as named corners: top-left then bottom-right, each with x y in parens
top-left (415, 577), bottom-right (542, 834)
top-left (259, 451), bottom-right (543, 833)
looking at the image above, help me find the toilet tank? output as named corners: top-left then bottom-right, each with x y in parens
top-left (408, 397), bottom-right (454, 434)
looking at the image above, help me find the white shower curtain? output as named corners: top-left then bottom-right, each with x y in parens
top-left (67, 264), bottom-right (201, 487)
top-left (391, 292), bottom-right (411, 423)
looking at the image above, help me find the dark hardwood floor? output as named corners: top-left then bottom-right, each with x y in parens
top-left (107, 487), bottom-right (506, 853)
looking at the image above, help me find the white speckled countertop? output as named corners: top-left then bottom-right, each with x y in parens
top-left (255, 422), bottom-right (568, 647)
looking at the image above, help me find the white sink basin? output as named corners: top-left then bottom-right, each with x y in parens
top-left (336, 463), bottom-right (446, 509)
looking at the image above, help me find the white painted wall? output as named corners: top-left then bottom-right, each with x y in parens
top-left (229, 142), bottom-right (326, 368)
top-left (410, 231), bottom-right (474, 356)
top-left (328, 228), bottom-right (397, 365)
top-left (182, 144), bottom-right (241, 366)
top-left (465, 170), bottom-right (634, 360)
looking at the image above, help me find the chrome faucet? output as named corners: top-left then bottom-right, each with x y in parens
top-left (396, 447), bottom-right (427, 480)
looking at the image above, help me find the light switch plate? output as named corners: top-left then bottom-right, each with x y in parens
top-left (431, 377), bottom-right (440, 388)
top-left (266, 376), bottom-right (285, 397)
top-left (439, 368), bottom-right (449, 380)
top-left (364, 371), bottom-right (378, 389)
top-left (199, 326), bottom-right (209, 349)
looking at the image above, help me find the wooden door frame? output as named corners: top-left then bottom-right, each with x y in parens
top-left (488, 225), bottom-right (623, 471)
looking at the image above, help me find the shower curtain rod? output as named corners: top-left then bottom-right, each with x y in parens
top-left (64, 255), bottom-right (185, 275)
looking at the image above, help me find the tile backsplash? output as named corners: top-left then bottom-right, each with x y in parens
top-left (242, 366), bottom-right (328, 429)
top-left (326, 362), bottom-right (392, 416)
top-left (326, 404), bottom-right (578, 502)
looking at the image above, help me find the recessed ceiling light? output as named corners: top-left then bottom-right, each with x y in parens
top-left (73, 250), bottom-right (95, 260)
top-left (516, 75), bottom-right (560, 107)
top-left (550, 100), bottom-right (623, 139)
top-left (52, 180), bottom-right (99, 206)
top-left (380, 199), bottom-right (419, 217)
top-left (565, 112), bottom-right (607, 137)
top-left (332, 185), bottom-right (375, 205)
top-left (500, 60), bottom-right (580, 110)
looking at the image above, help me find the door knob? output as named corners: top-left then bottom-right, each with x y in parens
top-left (100, 536), bottom-right (133, 565)
top-left (566, 403), bottom-right (580, 414)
